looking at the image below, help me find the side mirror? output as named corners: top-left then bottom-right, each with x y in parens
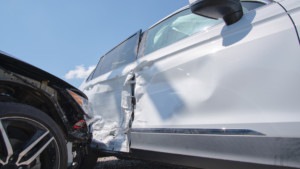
top-left (189, 0), bottom-right (243, 25)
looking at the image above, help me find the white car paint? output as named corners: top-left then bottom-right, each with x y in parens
top-left (130, 1), bottom-right (300, 167)
top-left (133, 1), bottom-right (300, 136)
top-left (278, 0), bottom-right (300, 38)
top-left (80, 0), bottom-right (300, 167)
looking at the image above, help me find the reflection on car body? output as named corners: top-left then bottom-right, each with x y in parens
top-left (80, 0), bottom-right (300, 168)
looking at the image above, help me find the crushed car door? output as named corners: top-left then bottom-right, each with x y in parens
top-left (80, 30), bottom-right (141, 152)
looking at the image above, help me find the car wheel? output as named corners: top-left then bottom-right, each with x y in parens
top-left (0, 102), bottom-right (68, 169)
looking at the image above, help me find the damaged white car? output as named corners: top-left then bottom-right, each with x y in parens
top-left (80, 0), bottom-right (300, 168)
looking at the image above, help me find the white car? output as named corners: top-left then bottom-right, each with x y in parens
top-left (80, 0), bottom-right (300, 168)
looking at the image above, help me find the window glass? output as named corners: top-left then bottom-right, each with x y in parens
top-left (93, 30), bottom-right (141, 78)
top-left (143, 2), bottom-right (265, 56)
top-left (144, 9), bottom-right (222, 55)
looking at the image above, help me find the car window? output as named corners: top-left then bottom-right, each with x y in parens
top-left (143, 1), bottom-right (265, 56)
top-left (92, 30), bottom-right (141, 78)
top-left (143, 9), bottom-right (222, 56)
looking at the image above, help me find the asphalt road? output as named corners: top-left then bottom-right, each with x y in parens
top-left (95, 156), bottom-right (192, 169)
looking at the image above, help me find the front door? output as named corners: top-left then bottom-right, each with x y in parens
top-left (81, 30), bottom-right (141, 152)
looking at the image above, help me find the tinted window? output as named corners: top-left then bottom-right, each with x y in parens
top-left (143, 1), bottom-right (265, 56)
top-left (93, 30), bottom-right (141, 78)
top-left (144, 9), bottom-right (222, 55)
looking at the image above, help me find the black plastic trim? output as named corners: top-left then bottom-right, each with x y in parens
top-left (130, 149), bottom-right (298, 169)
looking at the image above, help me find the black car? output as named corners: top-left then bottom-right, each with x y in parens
top-left (0, 51), bottom-right (96, 169)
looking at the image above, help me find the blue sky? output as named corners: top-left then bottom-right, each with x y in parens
top-left (0, 0), bottom-right (188, 87)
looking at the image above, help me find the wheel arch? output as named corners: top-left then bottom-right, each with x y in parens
top-left (0, 80), bottom-right (68, 137)
top-left (0, 54), bottom-right (89, 143)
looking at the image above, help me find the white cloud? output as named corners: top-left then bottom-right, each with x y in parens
top-left (64, 65), bottom-right (96, 80)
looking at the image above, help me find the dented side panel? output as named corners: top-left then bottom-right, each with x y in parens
top-left (80, 31), bottom-right (141, 152)
top-left (81, 67), bottom-right (136, 152)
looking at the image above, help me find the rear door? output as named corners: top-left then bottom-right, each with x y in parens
top-left (80, 31), bottom-right (141, 152)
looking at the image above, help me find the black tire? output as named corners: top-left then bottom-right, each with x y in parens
top-left (0, 102), bottom-right (68, 169)
top-left (77, 147), bottom-right (98, 169)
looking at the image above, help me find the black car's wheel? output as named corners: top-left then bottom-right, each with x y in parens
top-left (0, 102), bottom-right (68, 169)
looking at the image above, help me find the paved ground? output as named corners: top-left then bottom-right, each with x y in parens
top-left (95, 156), bottom-right (192, 169)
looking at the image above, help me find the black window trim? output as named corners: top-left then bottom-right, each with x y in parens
top-left (243, 0), bottom-right (272, 5)
top-left (91, 56), bottom-right (103, 80)
top-left (102, 30), bottom-right (142, 61)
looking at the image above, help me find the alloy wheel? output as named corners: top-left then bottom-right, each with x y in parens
top-left (0, 117), bottom-right (60, 169)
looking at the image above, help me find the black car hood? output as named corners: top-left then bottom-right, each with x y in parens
top-left (0, 51), bottom-right (87, 99)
